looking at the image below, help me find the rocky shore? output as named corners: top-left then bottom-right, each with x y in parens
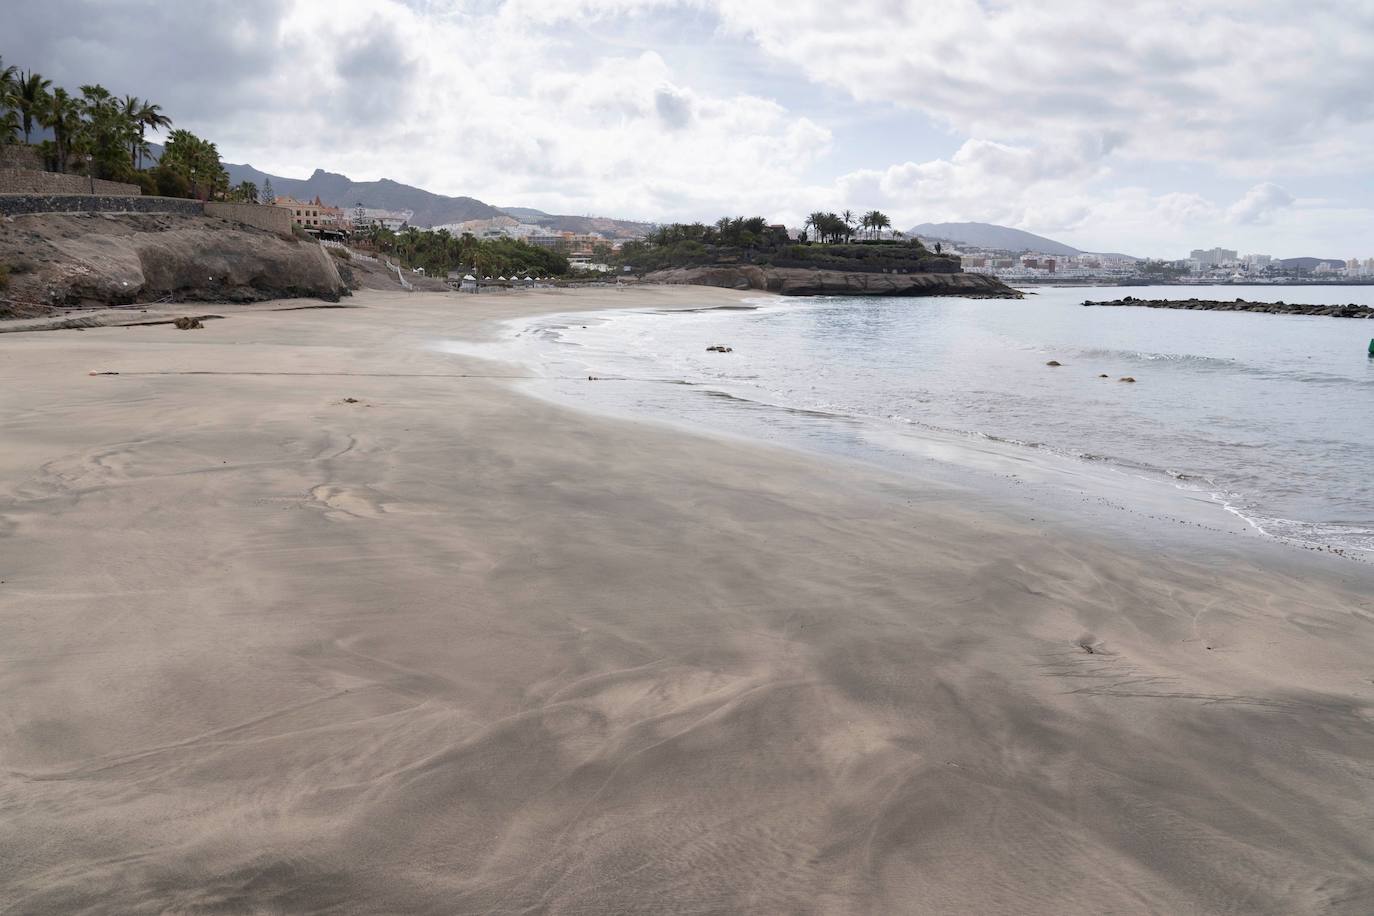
top-left (0, 211), bottom-right (347, 318)
top-left (1084, 296), bottom-right (1374, 318)
top-left (644, 265), bottom-right (1021, 298)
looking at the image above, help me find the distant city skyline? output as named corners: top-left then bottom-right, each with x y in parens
top-left (10, 1), bottom-right (1372, 257)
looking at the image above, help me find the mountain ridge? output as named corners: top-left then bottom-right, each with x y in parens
top-left (213, 156), bottom-right (652, 237)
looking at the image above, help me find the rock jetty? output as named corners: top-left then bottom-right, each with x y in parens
top-left (645, 265), bottom-right (1021, 298)
top-left (1083, 296), bottom-right (1374, 319)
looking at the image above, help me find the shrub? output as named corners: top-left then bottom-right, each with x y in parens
top-left (327, 246), bottom-right (352, 261)
top-left (0, 264), bottom-right (9, 291)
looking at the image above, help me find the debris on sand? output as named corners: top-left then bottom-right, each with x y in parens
top-left (173, 317), bottom-right (203, 330)
top-left (706, 345), bottom-right (734, 353)
top-left (88, 370), bottom-right (119, 376)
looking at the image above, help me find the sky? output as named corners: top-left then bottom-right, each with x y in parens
top-left (9, 0), bottom-right (1374, 257)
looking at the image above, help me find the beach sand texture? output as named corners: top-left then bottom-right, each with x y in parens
top-left (1, 288), bottom-right (1372, 914)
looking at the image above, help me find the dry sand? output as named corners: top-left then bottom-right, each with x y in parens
top-left (0, 287), bottom-right (1371, 915)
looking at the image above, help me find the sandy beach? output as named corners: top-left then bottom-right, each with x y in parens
top-left (1, 286), bottom-right (1372, 915)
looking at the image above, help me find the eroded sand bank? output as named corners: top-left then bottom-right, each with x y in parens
top-left (1, 288), bottom-right (1371, 914)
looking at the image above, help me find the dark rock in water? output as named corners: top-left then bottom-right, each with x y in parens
top-left (1045, 360), bottom-right (1062, 367)
top-left (1119, 376), bottom-right (1136, 383)
top-left (1083, 297), bottom-right (1374, 319)
top-left (1098, 373), bottom-right (1109, 378)
top-left (706, 345), bottom-right (734, 353)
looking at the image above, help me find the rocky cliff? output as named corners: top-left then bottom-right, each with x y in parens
top-left (643, 265), bottom-right (1021, 298)
top-left (0, 212), bottom-right (347, 317)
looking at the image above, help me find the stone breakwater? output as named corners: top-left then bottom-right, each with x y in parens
top-left (1084, 296), bottom-right (1374, 319)
top-left (645, 265), bottom-right (1021, 298)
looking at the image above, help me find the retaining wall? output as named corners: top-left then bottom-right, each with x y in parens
top-left (0, 168), bottom-right (141, 196)
top-left (0, 194), bottom-right (203, 217)
top-left (0, 146), bottom-right (44, 170)
top-left (204, 201), bottom-right (294, 235)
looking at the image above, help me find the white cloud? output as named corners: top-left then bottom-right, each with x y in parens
top-left (11, 0), bottom-right (1374, 254)
top-left (1227, 182), bottom-right (1296, 225)
top-left (712, 0), bottom-right (1374, 175)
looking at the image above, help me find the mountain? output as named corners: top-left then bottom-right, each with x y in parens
top-left (200, 151), bottom-right (651, 236)
top-left (907, 222), bottom-right (1084, 256)
top-left (1276, 257), bottom-right (1346, 271)
top-left (220, 165), bottom-right (504, 227)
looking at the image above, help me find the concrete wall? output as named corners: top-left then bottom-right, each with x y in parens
top-left (204, 202), bottom-right (294, 236)
top-left (0, 168), bottom-right (141, 196)
top-left (0, 195), bottom-right (203, 217)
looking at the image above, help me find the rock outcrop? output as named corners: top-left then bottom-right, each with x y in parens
top-left (1084, 296), bottom-right (1374, 319)
top-left (643, 265), bottom-right (1021, 298)
top-left (0, 211), bottom-right (347, 316)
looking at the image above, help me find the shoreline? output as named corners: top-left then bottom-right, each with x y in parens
top-left (460, 294), bottom-right (1372, 563)
top-left (3, 287), bottom-right (1373, 913)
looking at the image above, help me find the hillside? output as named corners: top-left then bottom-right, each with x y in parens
top-left (1277, 256), bottom-right (1346, 271)
top-left (908, 221), bottom-right (1083, 256)
top-left (496, 206), bottom-right (654, 239)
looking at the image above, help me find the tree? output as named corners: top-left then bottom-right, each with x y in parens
top-left (134, 100), bottom-right (171, 169)
top-left (232, 180), bottom-right (259, 203)
top-left (0, 56), bottom-right (16, 99)
top-left (260, 177), bottom-right (275, 204)
top-left (40, 87), bottom-right (82, 172)
top-left (0, 109), bottom-right (19, 145)
top-left (840, 209), bottom-right (856, 241)
top-left (862, 210), bottom-right (890, 239)
top-left (160, 129), bottom-right (226, 199)
top-left (15, 71), bottom-right (51, 144)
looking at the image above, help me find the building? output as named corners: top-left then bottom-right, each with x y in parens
top-left (1189, 247), bottom-right (1239, 267)
top-left (351, 205), bottom-right (412, 231)
top-left (275, 196), bottom-right (324, 229)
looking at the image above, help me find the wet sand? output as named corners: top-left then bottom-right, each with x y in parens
top-left (1, 287), bottom-right (1372, 914)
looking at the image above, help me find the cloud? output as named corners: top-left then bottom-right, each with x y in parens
top-left (7, 0), bottom-right (1373, 255)
top-left (1227, 182), bottom-right (1295, 224)
top-left (712, 0), bottom-right (1374, 175)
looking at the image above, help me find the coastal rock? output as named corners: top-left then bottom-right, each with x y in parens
top-left (642, 265), bottom-right (1021, 298)
top-left (1046, 360), bottom-right (1062, 367)
top-left (1083, 297), bottom-right (1374, 319)
top-left (0, 212), bottom-right (347, 315)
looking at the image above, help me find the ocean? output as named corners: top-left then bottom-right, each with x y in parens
top-left (465, 284), bottom-right (1374, 556)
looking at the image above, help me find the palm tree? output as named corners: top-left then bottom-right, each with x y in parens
top-left (135, 100), bottom-right (171, 170)
top-left (840, 209), bottom-right (856, 241)
top-left (0, 56), bottom-right (17, 98)
top-left (40, 87), bottom-right (81, 171)
top-left (870, 211), bottom-right (891, 239)
top-left (16, 71), bottom-right (51, 144)
top-left (0, 109), bottom-right (20, 145)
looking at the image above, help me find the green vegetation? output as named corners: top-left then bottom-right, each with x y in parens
top-left (360, 226), bottom-right (570, 277)
top-left (618, 212), bottom-right (937, 274)
top-left (0, 53), bottom-right (231, 201)
top-left (1136, 259), bottom-right (1189, 279)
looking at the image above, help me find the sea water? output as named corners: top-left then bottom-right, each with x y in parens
top-left (473, 285), bottom-right (1374, 555)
